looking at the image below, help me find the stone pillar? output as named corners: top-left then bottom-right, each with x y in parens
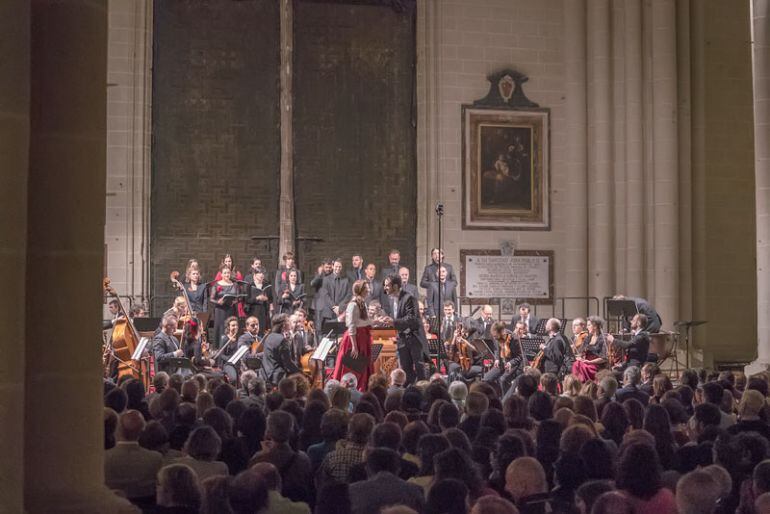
top-left (650, 0), bottom-right (680, 329)
top-left (279, 0), bottom-right (296, 257)
top-left (25, 1), bottom-right (135, 512)
top-left (586, 0), bottom-right (614, 302)
top-left (623, 0), bottom-right (646, 295)
top-left (0, 2), bottom-right (29, 510)
top-left (748, 0), bottom-right (770, 372)
top-left (563, 0), bottom-right (589, 311)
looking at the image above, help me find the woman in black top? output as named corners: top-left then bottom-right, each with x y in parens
top-left (244, 268), bottom-right (273, 334)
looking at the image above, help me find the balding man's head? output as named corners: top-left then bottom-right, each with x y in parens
top-left (676, 469), bottom-right (720, 514)
top-left (505, 457), bottom-right (546, 502)
top-left (250, 462), bottom-right (281, 491)
top-left (118, 409), bottom-right (146, 441)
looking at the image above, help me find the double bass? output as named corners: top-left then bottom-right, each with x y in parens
top-left (103, 278), bottom-right (145, 386)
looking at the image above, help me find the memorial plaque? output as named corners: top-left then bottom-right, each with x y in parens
top-left (460, 249), bottom-right (554, 304)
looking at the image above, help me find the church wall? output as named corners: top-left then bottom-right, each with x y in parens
top-left (692, 0), bottom-right (756, 363)
top-left (150, 0), bottom-right (282, 313)
top-left (416, 0), bottom-right (570, 320)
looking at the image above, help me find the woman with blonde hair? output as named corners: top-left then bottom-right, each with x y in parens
top-left (562, 374), bottom-right (582, 398)
top-left (331, 280), bottom-right (376, 391)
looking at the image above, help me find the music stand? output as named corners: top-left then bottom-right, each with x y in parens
top-left (166, 358), bottom-right (197, 375)
top-left (607, 299), bottom-right (638, 333)
top-left (133, 317), bottom-right (162, 333)
top-left (132, 337), bottom-right (151, 360)
top-left (674, 320), bottom-right (708, 368)
top-left (521, 336), bottom-right (545, 364)
top-left (228, 345), bottom-right (250, 366)
top-left (322, 320), bottom-right (346, 338)
top-left (533, 318), bottom-right (547, 336)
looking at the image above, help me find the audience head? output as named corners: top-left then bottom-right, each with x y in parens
top-left (156, 464), bottom-right (202, 510)
top-left (676, 469), bottom-right (720, 514)
top-left (425, 478), bottom-right (469, 514)
top-left (348, 412), bottom-right (375, 444)
top-left (505, 457), bottom-right (547, 502)
top-left (117, 409), bottom-right (146, 442)
top-left (228, 470), bottom-right (269, 514)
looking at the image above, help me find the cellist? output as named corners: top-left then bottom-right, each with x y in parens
top-left (445, 324), bottom-right (484, 381)
top-left (482, 321), bottom-right (525, 393)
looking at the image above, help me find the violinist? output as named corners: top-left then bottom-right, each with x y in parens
top-left (570, 318), bottom-right (589, 355)
top-left (483, 321), bottom-right (525, 392)
top-left (237, 316), bottom-right (262, 357)
top-left (277, 269), bottom-right (304, 315)
top-left (217, 316), bottom-right (241, 366)
top-left (570, 316), bottom-right (607, 382)
top-left (184, 266), bottom-right (207, 314)
top-left (445, 323), bottom-right (484, 381)
top-left (291, 310), bottom-right (317, 359)
top-left (153, 315), bottom-right (186, 375)
top-left (535, 318), bottom-right (568, 375)
top-left (611, 313), bottom-right (650, 370)
top-left (163, 296), bottom-right (188, 320)
top-left (245, 267), bottom-right (273, 332)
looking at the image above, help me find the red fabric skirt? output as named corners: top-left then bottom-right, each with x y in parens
top-left (572, 354), bottom-right (602, 382)
top-left (332, 326), bottom-right (372, 392)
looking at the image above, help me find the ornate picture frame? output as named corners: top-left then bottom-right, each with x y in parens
top-left (462, 69), bottom-right (550, 230)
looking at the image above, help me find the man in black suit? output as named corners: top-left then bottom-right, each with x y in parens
top-left (399, 266), bottom-right (419, 298)
top-left (380, 249), bottom-right (403, 280)
top-left (419, 247), bottom-right (457, 289)
top-left (362, 263), bottom-right (383, 304)
top-left (426, 266), bottom-right (457, 317)
top-left (612, 313), bottom-right (651, 370)
top-left (474, 304), bottom-right (497, 341)
top-left (538, 318), bottom-right (568, 375)
top-left (438, 301), bottom-right (461, 342)
top-left (310, 259), bottom-right (333, 329)
top-left (381, 274), bottom-right (423, 385)
top-left (510, 302), bottom-right (540, 335)
top-left (346, 253), bottom-right (365, 283)
top-left (319, 259), bottom-right (351, 329)
top-left (261, 314), bottom-right (299, 385)
top-left (153, 315), bottom-right (184, 374)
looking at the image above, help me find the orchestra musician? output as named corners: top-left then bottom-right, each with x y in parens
top-left (614, 294), bottom-right (662, 333)
top-left (437, 301), bottom-right (461, 342)
top-left (237, 316), bottom-right (261, 356)
top-left (570, 318), bottom-right (589, 354)
top-left (277, 269), bottom-right (304, 315)
top-left (483, 321), bottom-right (525, 393)
top-left (420, 248), bottom-right (457, 289)
top-left (210, 266), bottom-right (239, 349)
top-left (103, 299), bottom-right (124, 329)
top-left (611, 313), bottom-right (651, 370)
top-left (511, 302), bottom-right (540, 335)
top-left (217, 316), bottom-right (241, 367)
top-left (153, 315), bottom-right (185, 375)
top-left (571, 316), bottom-right (608, 382)
top-left (537, 318), bottom-right (569, 375)
top-left (475, 304), bottom-right (497, 341)
top-left (163, 296), bottom-right (188, 320)
top-left (244, 267), bottom-right (273, 333)
top-left (184, 266), bottom-right (207, 314)
top-left (445, 324), bottom-right (484, 382)
top-left (261, 314), bottom-right (300, 385)
top-left (289, 310), bottom-right (317, 368)
top-left (425, 266), bottom-right (457, 317)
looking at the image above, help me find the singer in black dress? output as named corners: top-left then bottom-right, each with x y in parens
top-left (245, 268), bottom-right (273, 335)
top-left (210, 266), bottom-right (239, 350)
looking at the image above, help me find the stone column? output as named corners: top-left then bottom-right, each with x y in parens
top-left (0, 2), bottom-right (29, 511)
top-left (748, 0), bottom-right (770, 372)
top-left (563, 0), bottom-right (589, 312)
top-left (650, 0), bottom-right (680, 329)
top-left (623, 0), bottom-right (646, 295)
top-left (279, 0), bottom-right (296, 257)
top-left (586, 0), bottom-right (615, 303)
top-left (25, 1), bottom-right (134, 512)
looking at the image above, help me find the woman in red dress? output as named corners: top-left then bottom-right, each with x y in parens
top-left (571, 315), bottom-right (608, 382)
top-left (332, 280), bottom-right (374, 392)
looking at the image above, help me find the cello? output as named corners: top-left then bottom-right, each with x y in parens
top-left (103, 278), bottom-right (144, 385)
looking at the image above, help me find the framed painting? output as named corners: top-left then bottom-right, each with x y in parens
top-left (462, 106), bottom-right (550, 230)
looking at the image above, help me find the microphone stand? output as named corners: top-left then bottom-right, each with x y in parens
top-left (435, 202), bottom-right (449, 373)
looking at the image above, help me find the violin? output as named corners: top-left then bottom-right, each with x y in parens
top-left (170, 271), bottom-right (208, 357)
top-left (571, 330), bottom-right (588, 356)
top-left (499, 332), bottom-right (512, 360)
